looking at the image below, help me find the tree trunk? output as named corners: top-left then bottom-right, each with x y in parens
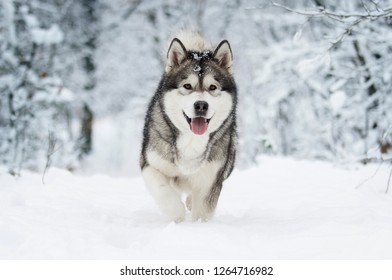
top-left (79, 103), bottom-right (93, 158)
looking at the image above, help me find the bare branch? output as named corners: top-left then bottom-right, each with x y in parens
top-left (361, 0), bottom-right (371, 14)
top-left (271, 2), bottom-right (392, 54)
top-left (272, 1), bottom-right (392, 19)
top-left (370, 0), bottom-right (383, 12)
top-left (386, 166), bottom-right (392, 194)
top-left (356, 161), bottom-right (383, 189)
top-left (42, 131), bottom-right (61, 184)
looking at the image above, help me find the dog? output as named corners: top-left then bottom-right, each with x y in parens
top-left (140, 31), bottom-right (237, 222)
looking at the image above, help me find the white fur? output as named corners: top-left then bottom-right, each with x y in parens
top-left (171, 30), bottom-right (212, 52)
top-left (165, 31), bottom-right (213, 73)
top-left (152, 74), bottom-right (233, 221)
top-left (164, 73), bottom-right (233, 136)
top-left (184, 161), bottom-right (223, 221)
top-left (143, 152), bottom-right (223, 222)
top-left (145, 79), bottom-right (233, 222)
top-left (175, 132), bottom-right (210, 175)
top-left (145, 32), bottom-right (234, 222)
top-left (146, 150), bottom-right (179, 178)
top-left (142, 166), bottom-right (185, 223)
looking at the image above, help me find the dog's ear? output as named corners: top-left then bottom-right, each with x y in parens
top-left (166, 38), bottom-right (187, 73)
top-left (213, 40), bottom-right (233, 74)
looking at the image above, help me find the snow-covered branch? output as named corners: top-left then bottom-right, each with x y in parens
top-left (272, 1), bottom-right (392, 50)
top-left (272, 1), bottom-right (392, 20)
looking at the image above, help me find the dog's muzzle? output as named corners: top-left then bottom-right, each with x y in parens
top-left (183, 101), bottom-right (211, 135)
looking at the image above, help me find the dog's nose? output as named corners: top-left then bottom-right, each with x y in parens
top-left (194, 101), bottom-right (209, 115)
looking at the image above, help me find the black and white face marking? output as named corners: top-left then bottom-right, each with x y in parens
top-left (141, 33), bottom-right (238, 222)
top-left (163, 38), bottom-right (236, 136)
top-left (164, 72), bottom-right (233, 136)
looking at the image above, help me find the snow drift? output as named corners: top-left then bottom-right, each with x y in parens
top-left (1, 157), bottom-right (392, 259)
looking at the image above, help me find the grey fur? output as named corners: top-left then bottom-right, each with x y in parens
top-left (140, 35), bottom-right (237, 221)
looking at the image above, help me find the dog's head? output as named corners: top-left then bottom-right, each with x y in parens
top-left (161, 37), bottom-right (237, 136)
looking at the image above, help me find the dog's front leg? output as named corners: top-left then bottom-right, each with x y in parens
top-left (190, 182), bottom-right (222, 222)
top-left (142, 166), bottom-right (185, 223)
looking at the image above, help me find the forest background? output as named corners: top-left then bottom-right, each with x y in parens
top-left (1, 0), bottom-right (391, 175)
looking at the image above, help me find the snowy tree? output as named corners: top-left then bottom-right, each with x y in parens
top-left (1, 0), bottom-right (392, 174)
top-left (242, 0), bottom-right (392, 162)
top-left (0, 0), bottom-right (100, 174)
top-left (277, 0), bottom-right (392, 161)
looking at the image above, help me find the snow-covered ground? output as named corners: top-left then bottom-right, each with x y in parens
top-left (1, 157), bottom-right (392, 259)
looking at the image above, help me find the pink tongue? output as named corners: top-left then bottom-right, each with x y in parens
top-left (191, 117), bottom-right (208, 135)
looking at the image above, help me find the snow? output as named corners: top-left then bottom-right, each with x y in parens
top-left (1, 0), bottom-right (16, 44)
top-left (297, 54), bottom-right (331, 78)
top-left (1, 157), bottom-right (392, 259)
top-left (82, 116), bottom-right (143, 177)
top-left (31, 24), bottom-right (64, 45)
top-left (20, 5), bottom-right (64, 45)
top-left (193, 65), bottom-right (202, 72)
top-left (330, 91), bottom-right (347, 115)
top-left (190, 51), bottom-right (212, 61)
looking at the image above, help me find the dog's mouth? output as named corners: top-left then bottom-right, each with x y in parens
top-left (183, 112), bottom-right (211, 135)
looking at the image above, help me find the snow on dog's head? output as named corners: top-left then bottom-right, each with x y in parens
top-left (162, 31), bottom-right (236, 136)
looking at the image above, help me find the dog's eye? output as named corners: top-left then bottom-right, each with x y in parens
top-left (209, 85), bottom-right (217, 91)
top-left (183, 84), bottom-right (192, 90)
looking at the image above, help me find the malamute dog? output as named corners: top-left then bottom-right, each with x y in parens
top-left (140, 31), bottom-right (237, 222)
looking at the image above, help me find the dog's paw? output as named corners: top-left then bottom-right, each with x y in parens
top-left (191, 209), bottom-right (214, 222)
top-left (159, 196), bottom-right (185, 223)
top-left (174, 216), bottom-right (185, 223)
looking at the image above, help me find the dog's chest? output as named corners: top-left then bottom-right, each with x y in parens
top-left (175, 133), bottom-right (209, 175)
